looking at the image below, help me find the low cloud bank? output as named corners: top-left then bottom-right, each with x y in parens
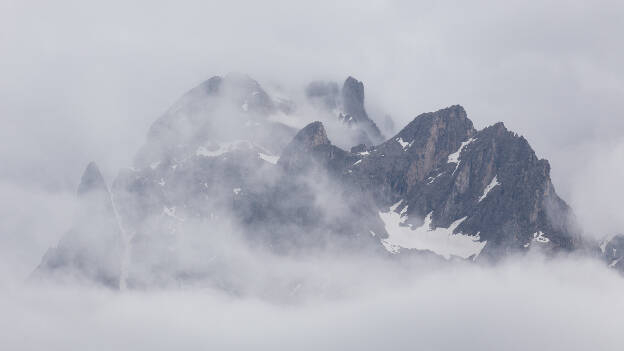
top-left (2, 253), bottom-right (623, 351)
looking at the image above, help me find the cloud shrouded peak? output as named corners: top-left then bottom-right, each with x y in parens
top-left (289, 121), bottom-right (331, 149)
top-left (76, 162), bottom-right (108, 196)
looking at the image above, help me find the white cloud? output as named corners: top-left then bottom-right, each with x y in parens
top-left (2, 255), bottom-right (624, 351)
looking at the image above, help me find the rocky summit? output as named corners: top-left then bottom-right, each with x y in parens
top-left (35, 74), bottom-right (619, 289)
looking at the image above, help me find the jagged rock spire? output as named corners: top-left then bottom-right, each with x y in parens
top-left (341, 76), bottom-right (366, 121)
top-left (340, 76), bottom-right (384, 144)
top-left (304, 76), bottom-right (385, 146)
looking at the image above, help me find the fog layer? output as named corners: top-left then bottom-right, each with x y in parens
top-left (3, 255), bottom-right (624, 350)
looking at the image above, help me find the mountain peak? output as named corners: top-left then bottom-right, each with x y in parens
top-left (197, 75), bottom-right (222, 94)
top-left (223, 72), bottom-right (260, 88)
top-left (290, 121), bottom-right (330, 150)
top-left (341, 76), bottom-right (366, 122)
top-left (342, 76), bottom-right (365, 109)
top-left (417, 104), bottom-right (468, 122)
top-left (441, 104), bottom-right (467, 118)
top-left (35, 160), bottom-right (122, 288)
top-left (277, 121), bottom-right (333, 171)
top-left (397, 105), bottom-right (475, 144)
top-left (340, 76), bottom-right (384, 144)
top-left (77, 162), bottom-right (108, 196)
top-left (483, 121), bottom-right (507, 133)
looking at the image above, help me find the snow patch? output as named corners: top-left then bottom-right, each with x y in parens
top-left (379, 203), bottom-right (486, 259)
top-left (533, 231), bottom-right (550, 243)
top-left (395, 137), bottom-right (413, 151)
top-left (381, 241), bottom-right (401, 253)
top-left (447, 138), bottom-right (475, 174)
top-left (157, 178), bottom-right (166, 186)
top-left (399, 204), bottom-right (408, 216)
top-left (478, 176), bottom-right (500, 202)
top-left (233, 188), bottom-right (242, 195)
top-left (241, 101), bottom-right (249, 111)
top-left (427, 172), bottom-right (445, 184)
top-left (150, 161), bottom-right (161, 170)
top-left (389, 200), bottom-right (403, 212)
top-left (258, 152), bottom-right (279, 164)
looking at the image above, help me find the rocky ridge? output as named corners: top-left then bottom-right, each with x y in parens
top-left (35, 74), bottom-right (618, 289)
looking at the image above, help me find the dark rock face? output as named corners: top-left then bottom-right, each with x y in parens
top-left (341, 77), bottom-right (365, 116)
top-left (35, 162), bottom-right (123, 288)
top-left (452, 124), bottom-right (577, 255)
top-left (278, 121), bottom-right (331, 171)
top-left (284, 121), bottom-right (330, 150)
top-left (37, 74), bottom-right (619, 288)
top-left (340, 77), bottom-right (384, 145)
top-left (242, 105), bottom-right (578, 259)
top-left (314, 104), bottom-right (579, 258)
top-left (348, 105), bottom-right (476, 197)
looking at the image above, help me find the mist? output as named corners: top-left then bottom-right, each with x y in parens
top-left (3, 254), bottom-right (624, 350)
top-left (2, 0), bottom-right (624, 350)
